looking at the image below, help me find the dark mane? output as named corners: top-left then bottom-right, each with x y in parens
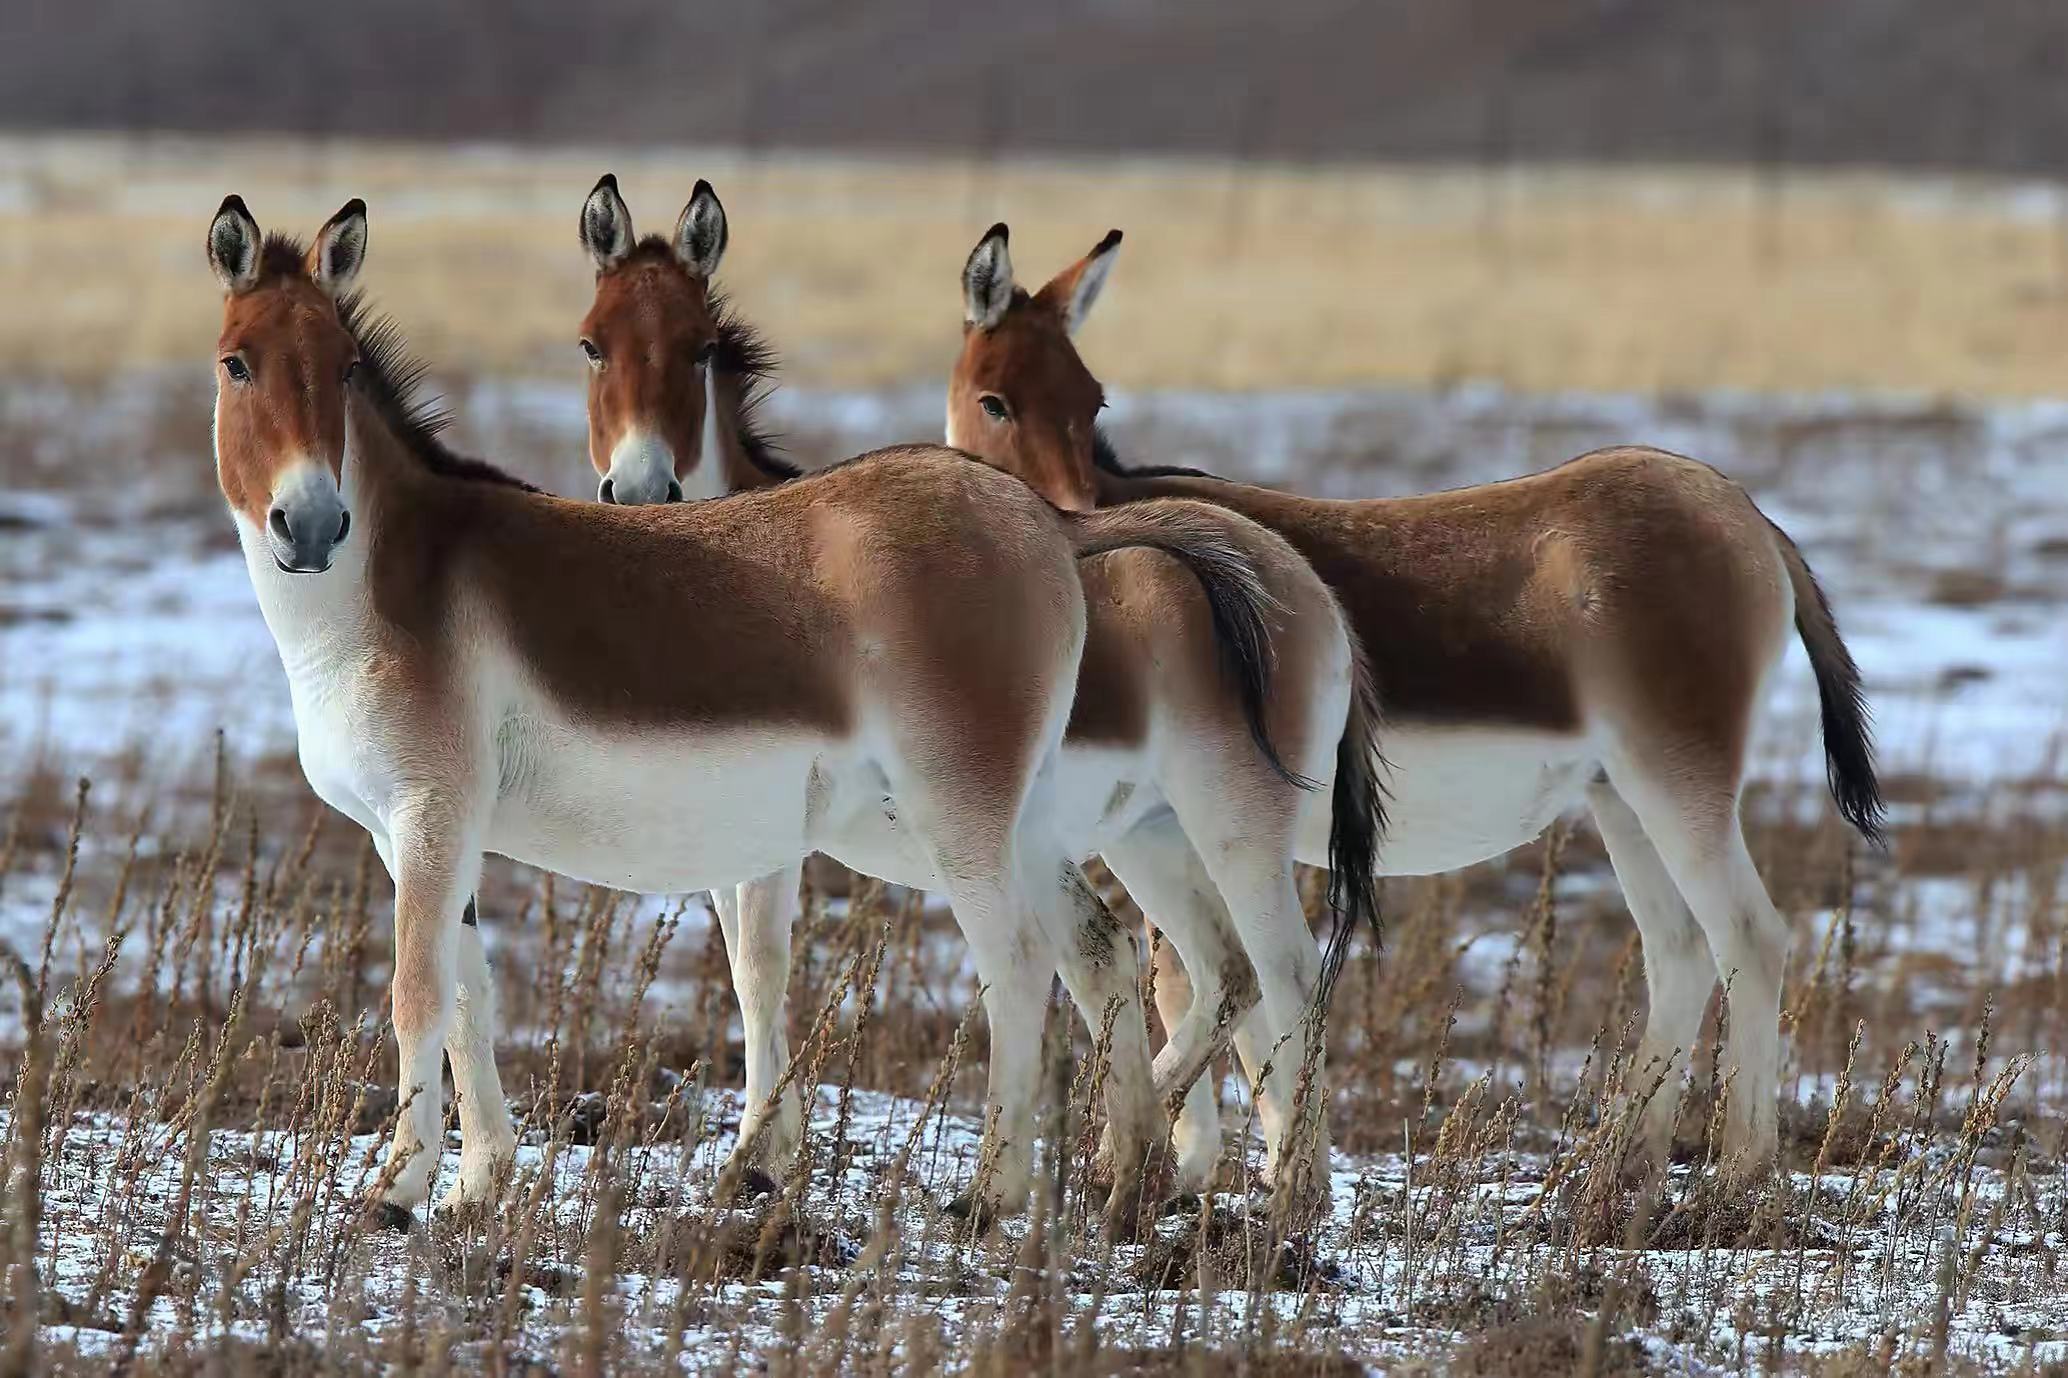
top-left (1091, 427), bottom-right (1214, 480)
top-left (333, 293), bottom-right (538, 492)
top-left (709, 288), bottom-right (799, 481)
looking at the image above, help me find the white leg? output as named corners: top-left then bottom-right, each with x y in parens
top-left (1607, 762), bottom-right (1789, 1178)
top-left (1027, 855), bottom-right (1164, 1227)
top-left (1102, 818), bottom-right (1253, 1190)
top-left (714, 865), bottom-right (804, 1178)
top-left (938, 876), bottom-right (1051, 1218)
top-left (1587, 777), bottom-right (1715, 1157)
top-left (1173, 829), bottom-right (1323, 1189)
top-left (1154, 936), bottom-right (1226, 1192)
top-left (441, 906), bottom-right (518, 1208)
top-left (367, 833), bottom-right (515, 1210)
top-left (378, 798), bottom-right (479, 1213)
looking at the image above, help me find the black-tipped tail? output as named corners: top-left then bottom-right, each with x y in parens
top-left (1315, 642), bottom-right (1386, 1012)
top-left (1770, 519), bottom-right (1886, 848)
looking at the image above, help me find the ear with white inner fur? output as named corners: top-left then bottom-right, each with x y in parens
top-left (309, 199), bottom-right (368, 297)
top-left (674, 180), bottom-right (728, 279)
top-left (207, 194), bottom-right (262, 294)
top-left (962, 223), bottom-right (1014, 330)
top-left (1050, 228), bottom-right (1122, 336)
top-left (581, 173), bottom-right (634, 271)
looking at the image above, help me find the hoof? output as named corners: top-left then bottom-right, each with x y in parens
top-left (1171, 1146), bottom-right (1220, 1195)
top-left (943, 1192), bottom-right (999, 1235)
top-left (714, 1160), bottom-right (781, 1206)
top-left (439, 1159), bottom-right (512, 1215)
top-left (1720, 1153), bottom-right (1779, 1192)
top-left (367, 1200), bottom-right (415, 1233)
top-left (733, 1167), bottom-right (780, 1200)
top-left (1102, 1188), bottom-right (1149, 1242)
top-left (1616, 1144), bottom-right (1674, 1191)
top-left (436, 1195), bottom-right (496, 1229)
top-left (1157, 1191), bottom-right (1204, 1219)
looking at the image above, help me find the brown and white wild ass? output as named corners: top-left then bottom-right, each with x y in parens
top-left (204, 196), bottom-right (1294, 1227)
top-left (947, 225), bottom-right (1886, 1181)
top-left (570, 176), bottom-right (1385, 1194)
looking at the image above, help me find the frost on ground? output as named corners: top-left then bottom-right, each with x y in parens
top-left (12, 1068), bottom-right (2068, 1375)
top-left (4, 754), bottom-right (2064, 1374)
top-left (3, 378), bottom-right (2065, 1372)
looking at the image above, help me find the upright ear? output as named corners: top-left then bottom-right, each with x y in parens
top-left (207, 194), bottom-right (262, 294)
top-left (1037, 229), bottom-right (1121, 336)
top-left (309, 198), bottom-right (368, 296)
top-left (962, 223), bottom-right (1014, 330)
top-left (674, 180), bottom-right (728, 279)
top-left (581, 173), bottom-right (635, 270)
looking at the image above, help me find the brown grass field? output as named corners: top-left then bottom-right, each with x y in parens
top-left (9, 134), bottom-right (2068, 396)
top-left (4, 133), bottom-right (2068, 1373)
top-left (2, 727), bottom-right (2065, 1373)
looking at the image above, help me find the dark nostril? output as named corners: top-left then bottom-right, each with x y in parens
top-left (599, 478), bottom-right (616, 504)
top-left (335, 510), bottom-right (351, 544)
top-left (666, 480), bottom-right (684, 503)
top-left (268, 507), bottom-right (292, 542)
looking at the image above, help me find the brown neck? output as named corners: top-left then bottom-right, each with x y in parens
top-left (344, 390), bottom-right (434, 511)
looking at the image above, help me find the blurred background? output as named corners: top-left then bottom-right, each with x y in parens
top-left (3, 11), bottom-right (2067, 1360)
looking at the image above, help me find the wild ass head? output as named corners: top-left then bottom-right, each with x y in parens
top-left (946, 223), bottom-right (1121, 512)
top-left (207, 195), bottom-right (368, 574)
top-left (576, 174), bottom-right (730, 505)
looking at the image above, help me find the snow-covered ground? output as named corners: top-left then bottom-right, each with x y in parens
top-left (3, 376), bottom-right (2064, 1371)
top-left (14, 1075), bottom-right (2064, 1374)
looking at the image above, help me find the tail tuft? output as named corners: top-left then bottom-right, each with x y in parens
top-left (1771, 519), bottom-right (1886, 848)
top-left (1315, 642), bottom-right (1386, 1013)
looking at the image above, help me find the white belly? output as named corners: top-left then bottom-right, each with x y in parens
top-left (801, 742), bottom-right (1160, 889)
top-left (489, 716), bottom-right (823, 894)
top-left (1311, 726), bottom-right (1599, 877)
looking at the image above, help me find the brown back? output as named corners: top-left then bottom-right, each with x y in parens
top-left (947, 224), bottom-right (1606, 732)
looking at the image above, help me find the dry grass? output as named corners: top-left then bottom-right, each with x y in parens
top-left (5, 133), bottom-right (2067, 1372)
top-left (11, 134), bottom-right (2068, 397)
top-left (1, 730), bottom-right (2064, 1374)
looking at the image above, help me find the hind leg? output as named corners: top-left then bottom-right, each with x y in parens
top-left (1025, 855), bottom-right (1164, 1231)
top-left (931, 873), bottom-right (1052, 1219)
top-left (1176, 831), bottom-right (1327, 1193)
top-left (1587, 777), bottom-right (1717, 1161)
top-left (1607, 760), bottom-right (1790, 1180)
top-left (1154, 943), bottom-right (1226, 1192)
top-left (1102, 817), bottom-right (1256, 1191)
top-left (711, 865), bottom-right (805, 1188)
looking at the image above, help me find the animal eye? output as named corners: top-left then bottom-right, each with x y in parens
top-left (695, 342), bottom-right (718, 366)
top-left (979, 394), bottom-right (1009, 421)
top-left (221, 356), bottom-right (250, 384)
top-left (343, 359), bottom-right (360, 384)
top-left (580, 339), bottom-right (602, 365)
